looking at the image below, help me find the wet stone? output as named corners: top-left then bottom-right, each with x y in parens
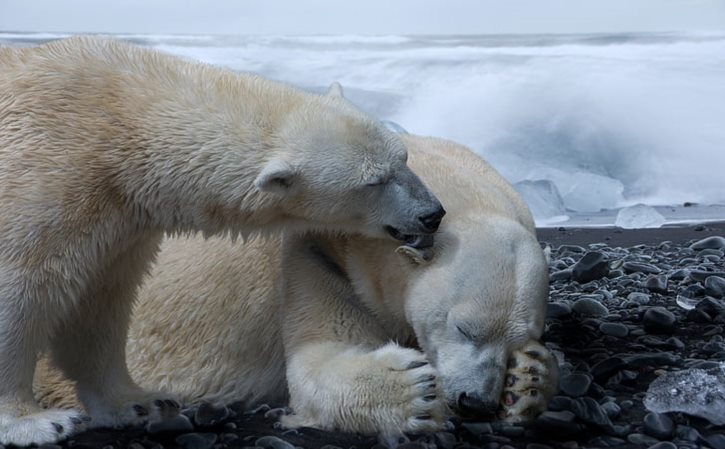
top-left (255, 436), bottom-right (296, 449)
top-left (572, 298), bottom-right (609, 317)
top-left (547, 302), bottom-right (572, 318)
top-left (535, 410), bottom-right (581, 435)
top-left (627, 433), bottom-right (660, 446)
top-left (175, 433), bottom-right (218, 449)
top-left (599, 322), bottom-right (629, 337)
top-left (433, 432), bottom-right (457, 449)
top-left (643, 412), bottom-right (675, 440)
top-left (705, 434), bottom-right (725, 449)
top-left (550, 269), bottom-right (572, 282)
top-left (646, 443), bottom-right (677, 449)
top-left (601, 401), bottom-right (620, 418)
top-left (645, 275), bottom-right (668, 293)
top-left (705, 275), bottom-right (725, 298)
top-left (627, 292), bottom-right (651, 305)
top-left (643, 307), bottom-right (676, 333)
top-left (571, 252), bottom-right (610, 283)
top-left (560, 373), bottom-right (592, 397)
top-left (690, 235), bottom-right (725, 250)
top-left (462, 422), bottom-right (493, 435)
top-left (623, 262), bottom-right (661, 275)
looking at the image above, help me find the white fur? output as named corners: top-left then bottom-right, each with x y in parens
top-left (35, 135), bottom-right (558, 436)
top-left (0, 37), bottom-right (442, 446)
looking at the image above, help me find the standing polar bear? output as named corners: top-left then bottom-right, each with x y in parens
top-left (38, 134), bottom-right (559, 436)
top-left (0, 37), bottom-right (443, 446)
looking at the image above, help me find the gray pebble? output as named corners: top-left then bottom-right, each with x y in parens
top-left (705, 433), bottom-right (725, 449)
top-left (571, 252), bottom-right (610, 283)
top-left (535, 410), bottom-right (581, 435)
top-left (627, 433), bottom-right (660, 446)
top-left (601, 401), bottom-right (621, 418)
top-left (643, 307), bottom-right (676, 333)
top-left (705, 275), bottom-right (725, 298)
top-left (550, 269), bottom-right (572, 282)
top-left (433, 432), bottom-right (457, 449)
top-left (255, 436), bottom-right (296, 449)
top-left (645, 275), bottom-right (668, 293)
top-left (627, 292), bottom-right (651, 304)
top-left (559, 373), bottom-right (592, 397)
top-left (572, 298), bottom-right (609, 317)
top-left (646, 443), bottom-right (677, 449)
top-left (461, 422), bottom-right (493, 435)
top-left (599, 322), bottom-right (629, 337)
top-left (689, 235), bottom-right (725, 250)
top-left (547, 302), bottom-right (572, 318)
top-left (175, 433), bottom-right (218, 449)
top-left (623, 262), bottom-right (661, 275)
top-left (643, 412), bottom-right (675, 439)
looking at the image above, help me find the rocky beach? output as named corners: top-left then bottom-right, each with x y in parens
top-left (10, 222), bottom-right (722, 449)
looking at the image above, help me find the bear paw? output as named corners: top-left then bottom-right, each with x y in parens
top-left (498, 340), bottom-right (559, 423)
top-left (0, 407), bottom-right (89, 446)
top-left (83, 387), bottom-right (181, 429)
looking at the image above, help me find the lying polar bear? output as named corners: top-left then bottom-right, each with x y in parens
top-left (37, 134), bottom-right (558, 434)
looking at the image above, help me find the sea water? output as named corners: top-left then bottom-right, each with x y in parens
top-left (3, 32), bottom-right (724, 227)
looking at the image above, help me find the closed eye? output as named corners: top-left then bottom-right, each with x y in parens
top-left (456, 324), bottom-right (476, 340)
top-left (365, 176), bottom-right (386, 187)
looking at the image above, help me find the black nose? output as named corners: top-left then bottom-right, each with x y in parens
top-left (419, 206), bottom-right (446, 232)
top-left (457, 392), bottom-right (498, 415)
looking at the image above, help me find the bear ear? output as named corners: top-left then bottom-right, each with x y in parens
top-left (254, 159), bottom-right (295, 195)
top-left (326, 82), bottom-right (345, 99)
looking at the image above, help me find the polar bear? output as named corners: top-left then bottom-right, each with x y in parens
top-left (36, 134), bottom-right (558, 436)
top-left (0, 38), bottom-right (443, 446)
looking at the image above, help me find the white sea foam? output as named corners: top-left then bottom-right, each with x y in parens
top-left (2, 32), bottom-right (724, 226)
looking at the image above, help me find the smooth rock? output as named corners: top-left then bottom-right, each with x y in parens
top-left (535, 410), bottom-right (581, 435)
top-left (627, 292), bottom-right (651, 305)
top-left (643, 307), bottom-right (676, 333)
top-left (646, 443), bottom-right (677, 449)
top-left (571, 252), bottom-right (609, 283)
top-left (705, 434), bottom-right (725, 449)
top-left (643, 412), bottom-right (675, 439)
top-left (601, 401), bottom-right (621, 418)
top-left (255, 436), bottom-right (296, 449)
top-left (461, 422), bottom-right (493, 435)
top-left (570, 396), bottom-right (614, 430)
top-left (572, 298), bottom-right (609, 317)
top-left (690, 235), bottom-right (725, 250)
top-left (599, 322), bottom-right (629, 337)
top-left (547, 302), bottom-right (572, 318)
top-left (433, 432), bottom-right (457, 449)
top-left (175, 433), bottom-right (217, 449)
top-left (645, 275), bottom-right (668, 294)
top-left (705, 275), bottom-right (725, 298)
top-left (627, 433), bottom-right (660, 446)
top-left (559, 374), bottom-right (592, 397)
top-left (623, 262), bottom-right (661, 275)
top-left (551, 269), bottom-right (572, 282)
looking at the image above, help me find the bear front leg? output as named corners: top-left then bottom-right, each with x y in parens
top-left (49, 242), bottom-right (180, 430)
top-left (283, 342), bottom-right (447, 435)
top-left (280, 236), bottom-right (448, 435)
top-left (0, 293), bottom-right (87, 446)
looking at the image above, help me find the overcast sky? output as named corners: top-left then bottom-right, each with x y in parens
top-left (2, 0), bottom-right (724, 35)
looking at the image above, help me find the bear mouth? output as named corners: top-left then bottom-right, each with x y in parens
top-left (385, 226), bottom-right (435, 249)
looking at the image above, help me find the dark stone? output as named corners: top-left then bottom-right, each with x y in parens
top-left (705, 275), bottom-right (725, 298)
top-left (646, 443), bottom-right (677, 449)
top-left (255, 436), bottom-right (296, 449)
top-left (559, 373), bottom-right (592, 397)
top-left (623, 262), bottom-right (661, 275)
top-left (675, 424), bottom-right (704, 442)
top-left (571, 252), bottom-right (609, 282)
top-left (601, 401), bottom-right (620, 418)
top-left (689, 270), bottom-right (725, 283)
top-left (596, 321), bottom-right (628, 338)
top-left (687, 308), bottom-right (712, 323)
top-left (572, 298), bottom-right (609, 317)
top-left (433, 432), bottom-right (457, 449)
top-left (621, 352), bottom-right (682, 368)
top-left (547, 302), bottom-right (572, 318)
top-left (705, 434), bottom-right (725, 449)
top-left (591, 357), bottom-right (626, 383)
top-left (587, 436), bottom-right (626, 447)
top-left (627, 433), bottom-right (660, 446)
top-left (175, 433), bottom-right (218, 449)
top-left (146, 414), bottom-right (194, 433)
top-left (526, 444), bottom-right (553, 449)
top-left (535, 410), bottom-right (582, 435)
top-left (194, 402), bottom-right (231, 427)
top-left (690, 235), bottom-right (725, 250)
top-left (645, 274), bottom-right (668, 293)
top-left (548, 396), bottom-right (573, 411)
top-left (570, 397), bottom-right (614, 431)
top-left (643, 412), bottom-right (675, 440)
top-left (643, 307), bottom-right (676, 333)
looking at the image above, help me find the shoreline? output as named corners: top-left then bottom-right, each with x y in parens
top-left (537, 220), bottom-right (725, 247)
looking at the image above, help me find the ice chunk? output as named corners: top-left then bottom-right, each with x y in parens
top-left (675, 295), bottom-right (700, 310)
top-left (615, 204), bottom-right (666, 229)
top-left (531, 168), bottom-right (625, 213)
top-left (644, 362), bottom-right (725, 425)
top-left (513, 180), bottom-right (568, 224)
